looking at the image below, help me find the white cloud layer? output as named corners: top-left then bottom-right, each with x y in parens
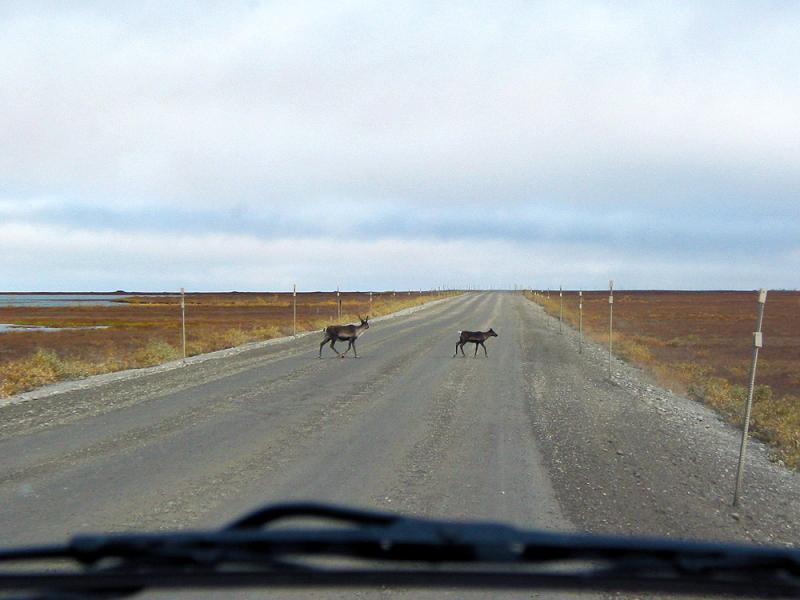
top-left (0, 2), bottom-right (798, 289)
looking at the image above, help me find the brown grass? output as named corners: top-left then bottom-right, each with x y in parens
top-left (0, 291), bottom-right (455, 398)
top-left (525, 290), bottom-right (800, 468)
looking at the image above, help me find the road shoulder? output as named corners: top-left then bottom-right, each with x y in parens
top-left (516, 296), bottom-right (800, 546)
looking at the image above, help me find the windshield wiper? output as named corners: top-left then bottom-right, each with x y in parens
top-left (1, 501), bottom-right (799, 599)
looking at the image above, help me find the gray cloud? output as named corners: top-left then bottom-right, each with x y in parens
top-left (1, 2), bottom-right (798, 290)
top-left (4, 197), bottom-right (796, 259)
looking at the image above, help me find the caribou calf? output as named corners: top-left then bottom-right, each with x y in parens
top-left (453, 328), bottom-right (498, 358)
top-left (319, 316), bottom-right (370, 358)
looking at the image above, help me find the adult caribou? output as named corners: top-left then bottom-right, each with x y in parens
top-left (453, 328), bottom-right (498, 358)
top-left (319, 316), bottom-right (370, 358)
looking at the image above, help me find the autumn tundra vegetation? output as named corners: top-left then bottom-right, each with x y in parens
top-left (0, 291), bottom-right (449, 398)
top-left (526, 290), bottom-right (800, 469)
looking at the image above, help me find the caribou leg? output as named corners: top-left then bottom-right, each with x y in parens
top-left (319, 335), bottom-right (330, 358)
top-left (480, 341), bottom-right (488, 357)
top-left (474, 342), bottom-right (479, 357)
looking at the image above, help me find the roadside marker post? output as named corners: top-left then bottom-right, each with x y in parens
top-left (292, 284), bottom-right (297, 337)
top-left (579, 291), bottom-right (583, 354)
top-left (559, 286), bottom-right (563, 334)
top-left (369, 291), bottom-right (373, 312)
top-left (545, 290), bottom-right (550, 330)
top-left (608, 280), bottom-right (614, 378)
top-left (733, 289), bottom-right (768, 507)
top-left (180, 287), bottom-right (186, 362)
top-left (337, 287), bottom-right (341, 321)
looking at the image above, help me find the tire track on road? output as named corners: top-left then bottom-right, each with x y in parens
top-left (372, 293), bottom-right (520, 517)
top-left (93, 294), bottom-right (489, 531)
top-left (0, 295), bottom-right (482, 488)
top-left (0, 294), bottom-right (475, 439)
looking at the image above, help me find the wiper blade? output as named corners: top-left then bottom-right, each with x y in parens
top-left (1, 502), bottom-right (799, 598)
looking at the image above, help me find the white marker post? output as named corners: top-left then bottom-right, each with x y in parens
top-left (559, 286), bottom-right (563, 334)
top-left (733, 289), bottom-right (768, 506)
top-left (369, 290), bottom-right (373, 312)
top-left (180, 287), bottom-right (186, 362)
top-left (545, 290), bottom-right (550, 330)
top-left (337, 286), bottom-right (341, 321)
top-left (292, 284), bottom-right (297, 337)
top-left (579, 291), bottom-right (583, 354)
top-left (608, 280), bottom-right (614, 378)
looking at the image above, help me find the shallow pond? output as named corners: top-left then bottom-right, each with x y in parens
top-left (0, 324), bottom-right (110, 333)
top-left (0, 294), bottom-right (129, 307)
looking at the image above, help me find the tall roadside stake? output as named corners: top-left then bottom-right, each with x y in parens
top-left (180, 287), bottom-right (187, 362)
top-left (559, 286), bottom-right (563, 334)
top-left (292, 284), bottom-right (297, 337)
top-left (578, 290), bottom-right (583, 354)
top-left (545, 290), bottom-right (551, 330)
top-left (733, 288), bottom-right (768, 507)
top-left (608, 280), bottom-right (614, 378)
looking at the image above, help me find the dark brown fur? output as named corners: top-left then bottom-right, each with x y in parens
top-left (453, 328), bottom-right (498, 358)
top-left (319, 316), bottom-right (370, 358)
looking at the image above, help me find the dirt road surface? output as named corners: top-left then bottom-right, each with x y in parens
top-left (2, 292), bottom-right (798, 598)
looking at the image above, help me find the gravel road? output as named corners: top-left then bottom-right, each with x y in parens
top-left (1, 292), bottom-right (798, 597)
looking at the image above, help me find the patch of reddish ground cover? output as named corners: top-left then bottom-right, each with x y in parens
top-left (0, 291), bottom-right (447, 397)
top-left (527, 290), bottom-right (800, 467)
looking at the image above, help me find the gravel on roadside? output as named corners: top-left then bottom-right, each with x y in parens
top-left (517, 298), bottom-right (800, 547)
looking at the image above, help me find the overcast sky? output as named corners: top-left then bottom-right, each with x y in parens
top-left (1, 2), bottom-right (798, 291)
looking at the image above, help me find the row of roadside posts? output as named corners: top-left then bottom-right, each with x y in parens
top-left (547, 283), bottom-right (767, 506)
top-left (556, 282), bottom-right (611, 371)
top-left (177, 287), bottom-right (455, 354)
top-left (179, 283), bottom-right (765, 504)
top-left (333, 287), bottom-right (374, 324)
top-left (180, 285), bottom-right (378, 363)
